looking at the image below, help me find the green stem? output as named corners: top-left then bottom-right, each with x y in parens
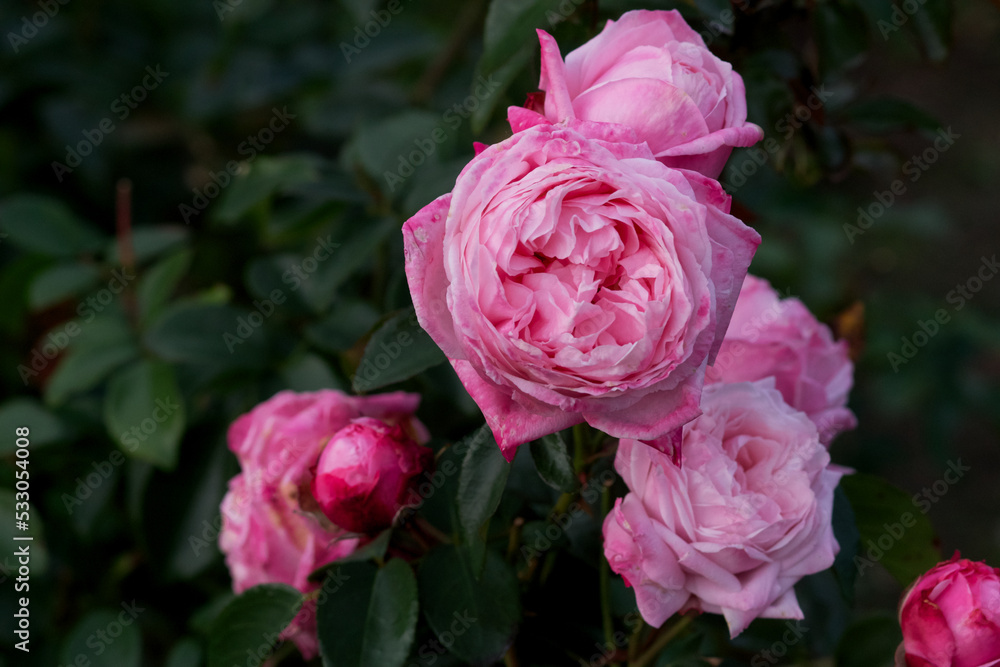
top-left (629, 616), bottom-right (693, 667)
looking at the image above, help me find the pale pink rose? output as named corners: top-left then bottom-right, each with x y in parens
top-left (603, 380), bottom-right (843, 637)
top-left (312, 416), bottom-right (433, 533)
top-left (219, 389), bottom-right (426, 658)
top-left (403, 121), bottom-right (760, 461)
top-left (896, 554), bottom-right (1000, 667)
top-left (519, 10), bottom-right (763, 179)
top-left (706, 275), bottom-right (856, 444)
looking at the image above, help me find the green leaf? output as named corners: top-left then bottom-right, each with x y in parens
top-left (61, 609), bottom-right (142, 667)
top-left (137, 248), bottom-right (193, 328)
top-left (317, 559), bottom-right (419, 667)
top-left (281, 352), bottom-right (344, 392)
top-left (310, 529), bottom-right (392, 582)
top-left (105, 225), bottom-right (188, 265)
top-left (309, 217), bottom-right (397, 311)
top-left (479, 0), bottom-right (560, 76)
top-left (0, 194), bottom-right (105, 257)
top-left (0, 398), bottom-right (68, 454)
top-left (814, 0), bottom-right (869, 77)
top-left (457, 428), bottom-right (510, 552)
top-left (207, 584), bottom-right (303, 667)
top-left (144, 301), bottom-right (269, 368)
top-left (471, 44), bottom-right (533, 134)
top-left (835, 612), bottom-right (902, 667)
top-left (352, 307), bottom-right (446, 392)
top-left (529, 431), bottom-right (578, 493)
top-left (418, 545), bottom-right (520, 665)
top-left (44, 343), bottom-right (139, 406)
top-left (911, 0), bottom-right (951, 62)
top-left (841, 473), bottom-right (940, 585)
top-left (165, 638), bottom-right (203, 667)
top-left (843, 97), bottom-right (941, 135)
top-left (28, 262), bottom-right (101, 310)
top-left (103, 359), bottom-right (186, 469)
top-left (214, 154), bottom-right (323, 224)
top-left (831, 485), bottom-right (861, 604)
top-left (354, 111), bottom-right (445, 184)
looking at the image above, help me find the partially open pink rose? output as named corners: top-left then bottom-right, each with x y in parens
top-left (897, 554), bottom-right (1000, 667)
top-left (312, 416), bottom-right (433, 533)
top-left (706, 275), bottom-right (856, 444)
top-left (219, 389), bottom-right (426, 658)
top-left (603, 380), bottom-right (843, 637)
top-left (521, 10), bottom-right (763, 179)
top-left (403, 122), bottom-right (759, 460)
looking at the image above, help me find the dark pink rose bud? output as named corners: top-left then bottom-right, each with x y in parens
top-left (898, 553), bottom-right (1000, 667)
top-left (311, 417), bottom-right (433, 534)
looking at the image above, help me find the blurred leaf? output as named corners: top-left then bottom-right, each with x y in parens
top-left (354, 111), bottom-right (445, 186)
top-left (144, 301), bottom-right (269, 368)
top-left (28, 262), bottom-right (101, 310)
top-left (835, 612), bottom-right (902, 667)
top-left (165, 638), bottom-right (203, 667)
top-left (911, 0), bottom-right (951, 62)
top-left (0, 194), bottom-right (105, 257)
top-left (105, 225), bottom-right (188, 265)
top-left (281, 352), bottom-right (344, 391)
top-left (843, 97), bottom-right (941, 135)
top-left (305, 299), bottom-right (381, 352)
top-left (831, 484), bottom-right (861, 604)
top-left (457, 428), bottom-right (510, 565)
top-left (0, 398), bottom-right (68, 454)
top-left (418, 545), bottom-right (520, 665)
top-left (45, 343), bottom-right (139, 406)
top-left (814, 0), bottom-right (869, 76)
top-left (309, 217), bottom-right (397, 310)
top-left (137, 248), bottom-right (193, 327)
top-left (841, 473), bottom-right (940, 585)
top-left (529, 431), bottom-right (578, 493)
top-left (213, 154), bottom-right (323, 224)
top-left (207, 584), bottom-right (303, 667)
top-left (352, 307), bottom-right (446, 392)
top-left (472, 44), bottom-right (533, 134)
top-left (60, 608), bottom-right (142, 667)
top-left (480, 0), bottom-right (559, 76)
top-left (103, 359), bottom-right (186, 469)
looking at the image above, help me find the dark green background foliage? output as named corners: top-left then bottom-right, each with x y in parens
top-left (0, 0), bottom-right (997, 664)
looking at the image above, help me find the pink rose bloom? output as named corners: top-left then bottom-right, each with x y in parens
top-left (312, 416), bottom-right (433, 533)
top-left (706, 275), bottom-right (856, 444)
top-left (519, 10), bottom-right (764, 179)
top-left (219, 389), bottom-right (426, 658)
top-left (403, 122), bottom-right (760, 461)
top-left (897, 554), bottom-right (1000, 667)
top-left (603, 380), bottom-right (843, 637)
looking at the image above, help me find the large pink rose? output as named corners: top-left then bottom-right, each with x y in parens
top-left (603, 380), bottom-right (843, 637)
top-left (403, 122), bottom-right (760, 460)
top-left (312, 416), bottom-right (432, 534)
top-left (706, 274), bottom-right (856, 444)
top-left (897, 554), bottom-right (1000, 667)
top-left (520, 9), bottom-right (763, 179)
top-left (219, 389), bottom-right (425, 658)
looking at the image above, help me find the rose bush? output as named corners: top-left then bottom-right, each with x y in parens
top-left (218, 389), bottom-right (426, 658)
top-left (603, 380), bottom-right (843, 636)
top-left (513, 9), bottom-right (764, 179)
top-left (706, 274), bottom-right (856, 444)
top-left (897, 554), bottom-right (1000, 667)
top-left (403, 120), bottom-right (760, 460)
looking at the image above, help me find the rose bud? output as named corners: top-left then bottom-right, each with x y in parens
top-left (897, 553), bottom-right (1000, 667)
top-left (312, 417), bottom-right (433, 534)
